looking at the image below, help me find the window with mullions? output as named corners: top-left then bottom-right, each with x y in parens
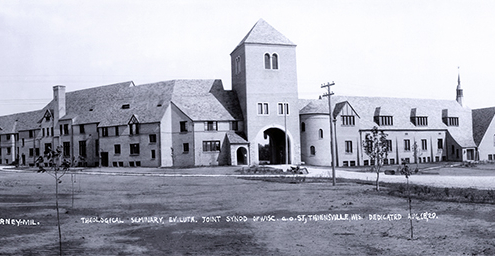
top-left (345, 141), bottom-right (353, 153)
top-left (404, 139), bottom-right (411, 151)
top-left (413, 116), bottom-right (428, 126)
top-left (421, 139), bottom-right (428, 150)
top-left (102, 127), bottom-right (109, 137)
top-left (277, 103), bottom-right (289, 115)
top-left (202, 141), bottom-right (220, 152)
top-left (204, 121), bottom-right (218, 131)
top-left (385, 140), bottom-right (393, 152)
top-left (374, 116), bottom-right (393, 126)
top-left (257, 103), bottom-right (269, 115)
top-left (341, 115), bottom-right (355, 126)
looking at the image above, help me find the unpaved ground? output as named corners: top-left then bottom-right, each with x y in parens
top-left (0, 167), bottom-right (494, 255)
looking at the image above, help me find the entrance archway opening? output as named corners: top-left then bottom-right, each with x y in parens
top-left (236, 147), bottom-right (248, 165)
top-left (258, 128), bottom-right (290, 164)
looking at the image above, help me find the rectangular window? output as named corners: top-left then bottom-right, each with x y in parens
top-left (6, 134), bottom-right (10, 140)
top-left (115, 126), bottom-right (119, 136)
top-left (345, 141), bottom-right (353, 153)
top-left (80, 125), bottom-right (85, 134)
top-left (42, 129), bottom-right (45, 137)
top-left (129, 124), bottom-right (139, 135)
top-left (183, 143), bottom-right (189, 153)
top-left (29, 148), bottom-right (34, 157)
top-left (114, 144), bottom-right (121, 154)
top-left (437, 139), bottom-right (443, 149)
top-left (257, 103), bottom-right (269, 115)
top-left (151, 150), bottom-right (156, 159)
top-left (404, 139), bottom-right (411, 151)
top-left (421, 139), bottom-right (428, 150)
top-left (342, 115), bottom-right (355, 126)
top-left (386, 140), bottom-right (393, 152)
top-left (447, 117), bottom-right (459, 126)
top-left (202, 141), bottom-right (220, 152)
top-left (51, 127), bottom-right (54, 136)
top-left (21, 138), bottom-right (25, 147)
top-left (102, 127), bottom-right (108, 137)
top-left (63, 124), bottom-right (69, 135)
top-left (63, 142), bottom-right (70, 157)
top-left (277, 103), bottom-right (289, 115)
top-left (489, 155), bottom-right (493, 161)
top-left (6, 147), bottom-right (11, 155)
top-left (180, 121), bottom-right (188, 132)
top-left (231, 121), bottom-right (238, 131)
top-left (35, 148), bottom-right (40, 156)
top-left (79, 141), bottom-right (87, 157)
top-left (204, 121), bottom-right (218, 131)
top-left (29, 130), bottom-right (34, 138)
top-left (129, 161), bottom-right (135, 167)
top-left (130, 144), bottom-right (140, 155)
top-left (414, 116), bottom-right (428, 126)
top-left (149, 134), bottom-right (157, 143)
top-left (375, 116), bottom-right (393, 126)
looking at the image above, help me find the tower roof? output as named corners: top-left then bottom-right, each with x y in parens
top-left (236, 19), bottom-right (295, 47)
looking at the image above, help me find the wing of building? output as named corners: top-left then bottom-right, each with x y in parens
top-left (0, 19), bottom-right (484, 168)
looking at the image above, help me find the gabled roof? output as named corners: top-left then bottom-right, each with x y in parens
top-left (226, 131), bottom-right (248, 144)
top-left (299, 95), bottom-right (476, 148)
top-left (472, 107), bottom-right (495, 146)
top-left (171, 80), bottom-right (242, 121)
top-left (0, 109), bottom-right (46, 134)
top-left (236, 19), bottom-right (295, 48)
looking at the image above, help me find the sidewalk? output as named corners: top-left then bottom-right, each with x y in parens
top-left (305, 166), bottom-right (495, 190)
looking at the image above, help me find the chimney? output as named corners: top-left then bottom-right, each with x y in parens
top-left (53, 85), bottom-right (66, 123)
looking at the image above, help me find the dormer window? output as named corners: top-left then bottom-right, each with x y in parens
top-left (413, 116), bottom-right (428, 126)
top-left (447, 117), bottom-right (459, 126)
top-left (122, 104), bottom-right (130, 109)
top-left (128, 115), bottom-right (139, 135)
top-left (374, 116), bottom-right (393, 126)
top-left (442, 109), bottom-right (459, 126)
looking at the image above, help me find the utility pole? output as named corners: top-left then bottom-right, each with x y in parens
top-left (321, 82), bottom-right (336, 186)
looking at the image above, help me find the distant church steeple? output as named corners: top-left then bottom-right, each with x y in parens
top-left (456, 67), bottom-right (463, 106)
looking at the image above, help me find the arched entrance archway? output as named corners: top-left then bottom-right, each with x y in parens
top-left (236, 147), bottom-right (248, 165)
top-left (258, 128), bottom-right (291, 164)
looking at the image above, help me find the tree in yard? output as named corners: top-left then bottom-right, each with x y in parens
top-left (363, 126), bottom-right (389, 191)
top-left (36, 146), bottom-right (71, 256)
top-left (399, 159), bottom-right (415, 239)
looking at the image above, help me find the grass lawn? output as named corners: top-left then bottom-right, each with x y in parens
top-left (0, 167), bottom-right (494, 255)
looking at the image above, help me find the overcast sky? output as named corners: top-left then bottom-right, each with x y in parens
top-left (1, 0), bottom-right (494, 116)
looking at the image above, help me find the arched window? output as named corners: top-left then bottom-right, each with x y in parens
top-left (301, 122), bottom-right (305, 132)
top-left (319, 129), bottom-right (324, 139)
top-left (272, 53), bottom-right (278, 69)
top-left (264, 53), bottom-right (271, 69)
top-left (310, 146), bottom-right (316, 156)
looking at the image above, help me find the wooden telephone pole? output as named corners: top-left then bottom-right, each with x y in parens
top-left (321, 82), bottom-right (336, 186)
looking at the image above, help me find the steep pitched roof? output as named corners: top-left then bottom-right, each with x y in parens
top-left (236, 19), bottom-right (295, 48)
top-left (299, 96), bottom-right (476, 148)
top-left (0, 108), bottom-right (48, 134)
top-left (226, 131), bottom-right (248, 144)
top-left (472, 107), bottom-right (495, 146)
top-left (171, 79), bottom-right (242, 121)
